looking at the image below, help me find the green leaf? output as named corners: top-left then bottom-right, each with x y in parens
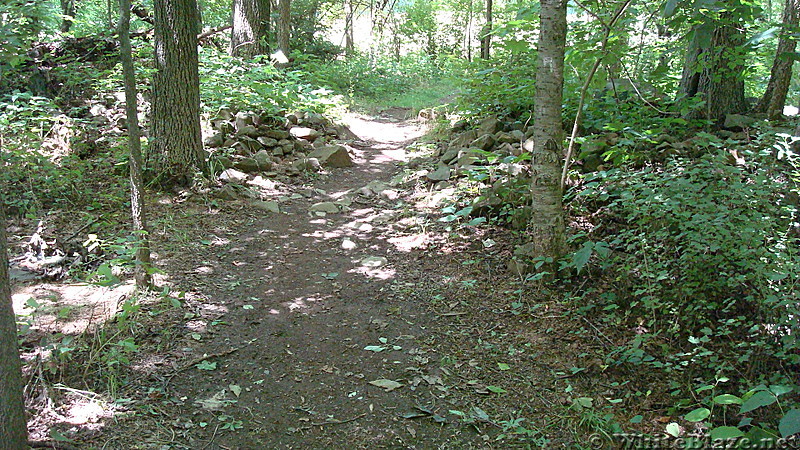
top-left (709, 426), bottom-right (744, 439)
top-left (740, 391), bottom-right (777, 414)
top-left (685, 407), bottom-right (710, 422)
top-left (665, 422), bottom-right (681, 437)
top-left (663, 0), bottom-right (679, 17)
top-left (229, 384), bottom-right (242, 397)
top-left (196, 361), bottom-right (217, 371)
top-left (369, 379), bottom-right (403, 391)
top-left (572, 241), bottom-right (594, 274)
top-left (713, 394), bottom-right (742, 405)
top-left (779, 409), bottom-right (800, 437)
top-left (770, 385), bottom-right (794, 397)
top-left (487, 385), bottom-right (507, 394)
top-left (364, 345), bottom-right (385, 352)
top-left (498, 363), bottom-right (510, 371)
top-left (630, 415), bottom-right (643, 423)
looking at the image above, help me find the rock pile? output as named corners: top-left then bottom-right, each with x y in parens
top-left (204, 109), bottom-right (358, 177)
top-left (428, 115), bottom-right (533, 184)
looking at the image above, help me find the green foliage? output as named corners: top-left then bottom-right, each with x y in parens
top-left (0, 0), bottom-right (48, 69)
top-left (570, 139), bottom-right (800, 432)
top-left (199, 49), bottom-right (345, 116)
top-left (456, 52), bottom-right (538, 118)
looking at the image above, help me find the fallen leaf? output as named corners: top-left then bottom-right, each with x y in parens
top-left (369, 379), bottom-right (403, 392)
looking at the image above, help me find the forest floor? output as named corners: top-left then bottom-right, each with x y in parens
top-left (11, 110), bottom-right (606, 449)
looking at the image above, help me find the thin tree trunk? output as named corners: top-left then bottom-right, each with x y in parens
top-left (231, 0), bottom-right (271, 57)
top-left (60, 0), bottom-right (77, 33)
top-left (480, 0), bottom-right (492, 59)
top-left (151, 0), bottom-right (205, 187)
top-left (0, 202), bottom-right (28, 449)
top-left (119, 0), bottom-right (153, 289)
top-left (277, 0), bottom-right (291, 57)
top-left (755, 0), bottom-right (800, 119)
top-left (529, 0), bottom-right (567, 263)
top-left (345, 0), bottom-right (354, 56)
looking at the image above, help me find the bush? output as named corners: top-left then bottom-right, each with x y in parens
top-left (574, 146), bottom-right (799, 379)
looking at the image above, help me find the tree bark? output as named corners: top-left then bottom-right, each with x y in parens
top-left (344, 0), bottom-right (354, 56)
top-left (696, 21), bottom-right (748, 123)
top-left (151, 0), bottom-right (205, 187)
top-left (755, 0), bottom-right (800, 119)
top-left (60, 0), bottom-right (77, 33)
top-left (0, 203), bottom-right (28, 449)
top-left (119, 0), bottom-right (153, 289)
top-left (678, 19), bottom-right (747, 123)
top-left (480, 0), bottom-right (492, 59)
top-left (231, 0), bottom-right (270, 57)
top-left (277, 0), bottom-right (291, 57)
top-left (530, 0), bottom-right (567, 262)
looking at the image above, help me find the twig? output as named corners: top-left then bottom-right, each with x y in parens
top-left (200, 424), bottom-right (220, 450)
top-left (198, 24), bottom-right (232, 41)
top-left (582, 316), bottom-right (614, 346)
top-left (65, 217), bottom-right (100, 242)
top-left (311, 412), bottom-right (367, 426)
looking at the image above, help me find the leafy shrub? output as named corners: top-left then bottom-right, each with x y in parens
top-left (573, 146), bottom-right (799, 380)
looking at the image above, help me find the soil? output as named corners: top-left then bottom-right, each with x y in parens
top-left (13, 111), bottom-right (599, 449)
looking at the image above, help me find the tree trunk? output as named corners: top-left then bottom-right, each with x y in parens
top-left (231, 0), bottom-right (271, 57)
top-left (480, 0), bottom-right (492, 59)
top-left (0, 204), bottom-right (28, 449)
top-left (344, 0), bottom-right (354, 56)
top-left (277, 0), bottom-right (291, 57)
top-left (755, 0), bottom-right (800, 119)
top-left (60, 0), bottom-right (77, 33)
top-left (151, 0), bottom-right (205, 187)
top-left (119, 0), bottom-right (153, 289)
top-left (529, 0), bottom-right (567, 263)
top-left (678, 25), bottom-right (703, 98)
top-left (696, 21), bottom-right (748, 123)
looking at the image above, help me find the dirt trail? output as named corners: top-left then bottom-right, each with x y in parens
top-left (103, 111), bottom-right (508, 449)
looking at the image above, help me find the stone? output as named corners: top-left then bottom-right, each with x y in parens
top-left (360, 256), bottom-right (387, 268)
top-left (204, 132), bottom-right (225, 148)
top-left (440, 147), bottom-right (460, 165)
top-left (235, 125), bottom-right (260, 138)
top-left (234, 136), bottom-right (262, 155)
top-left (253, 150), bottom-right (273, 170)
top-left (257, 136), bottom-right (279, 147)
top-left (495, 143), bottom-right (515, 157)
top-left (303, 112), bottom-right (328, 126)
top-left (478, 115), bottom-right (503, 135)
top-left (265, 129), bottom-right (290, 140)
top-left (310, 202), bottom-right (339, 213)
top-left (522, 138), bottom-right (535, 152)
top-left (213, 155), bottom-right (234, 170)
top-left (234, 111), bottom-right (255, 132)
top-left (290, 126), bottom-right (320, 141)
top-left (234, 157), bottom-right (261, 173)
top-left (335, 124), bottom-right (360, 141)
top-left (247, 176), bottom-right (277, 189)
top-left (495, 132), bottom-right (517, 144)
top-left (450, 119), bottom-right (468, 132)
top-left (292, 157), bottom-right (321, 172)
top-left (214, 185), bottom-right (239, 200)
top-left (252, 200), bottom-right (280, 213)
top-left (308, 145), bottom-right (354, 168)
top-left (219, 168), bottom-right (248, 183)
top-left (471, 133), bottom-right (496, 151)
top-left (724, 114), bottom-right (758, 130)
top-left (450, 129), bottom-right (478, 149)
top-left (510, 129), bottom-right (526, 142)
top-left (426, 165), bottom-right (451, 182)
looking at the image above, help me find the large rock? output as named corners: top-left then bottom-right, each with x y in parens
top-left (253, 150), bottom-right (273, 170)
top-left (290, 126), bottom-right (321, 141)
top-left (449, 129), bottom-right (478, 149)
top-left (471, 133), bottom-right (496, 151)
top-left (308, 145), bottom-right (354, 168)
top-left (204, 132), bottom-right (226, 148)
top-left (219, 168), bottom-right (248, 183)
top-left (426, 165), bottom-right (451, 182)
top-left (724, 114), bottom-right (757, 130)
top-left (440, 147), bottom-right (460, 165)
top-left (234, 157), bottom-right (261, 173)
top-left (335, 124), bottom-right (360, 141)
top-left (265, 129), bottom-right (290, 140)
top-left (257, 136), bottom-right (279, 147)
top-left (478, 116), bottom-right (503, 135)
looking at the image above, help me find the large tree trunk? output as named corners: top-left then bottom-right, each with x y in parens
top-left (755, 0), bottom-right (800, 119)
top-left (529, 0), bottom-right (567, 263)
top-left (696, 21), bottom-right (747, 123)
top-left (231, 0), bottom-right (270, 57)
top-left (480, 0), bottom-right (492, 59)
top-left (0, 204), bottom-right (28, 449)
top-left (277, 0), bottom-right (291, 57)
top-left (119, 0), bottom-right (152, 289)
top-left (151, 0), bottom-right (205, 187)
top-left (677, 19), bottom-right (747, 123)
